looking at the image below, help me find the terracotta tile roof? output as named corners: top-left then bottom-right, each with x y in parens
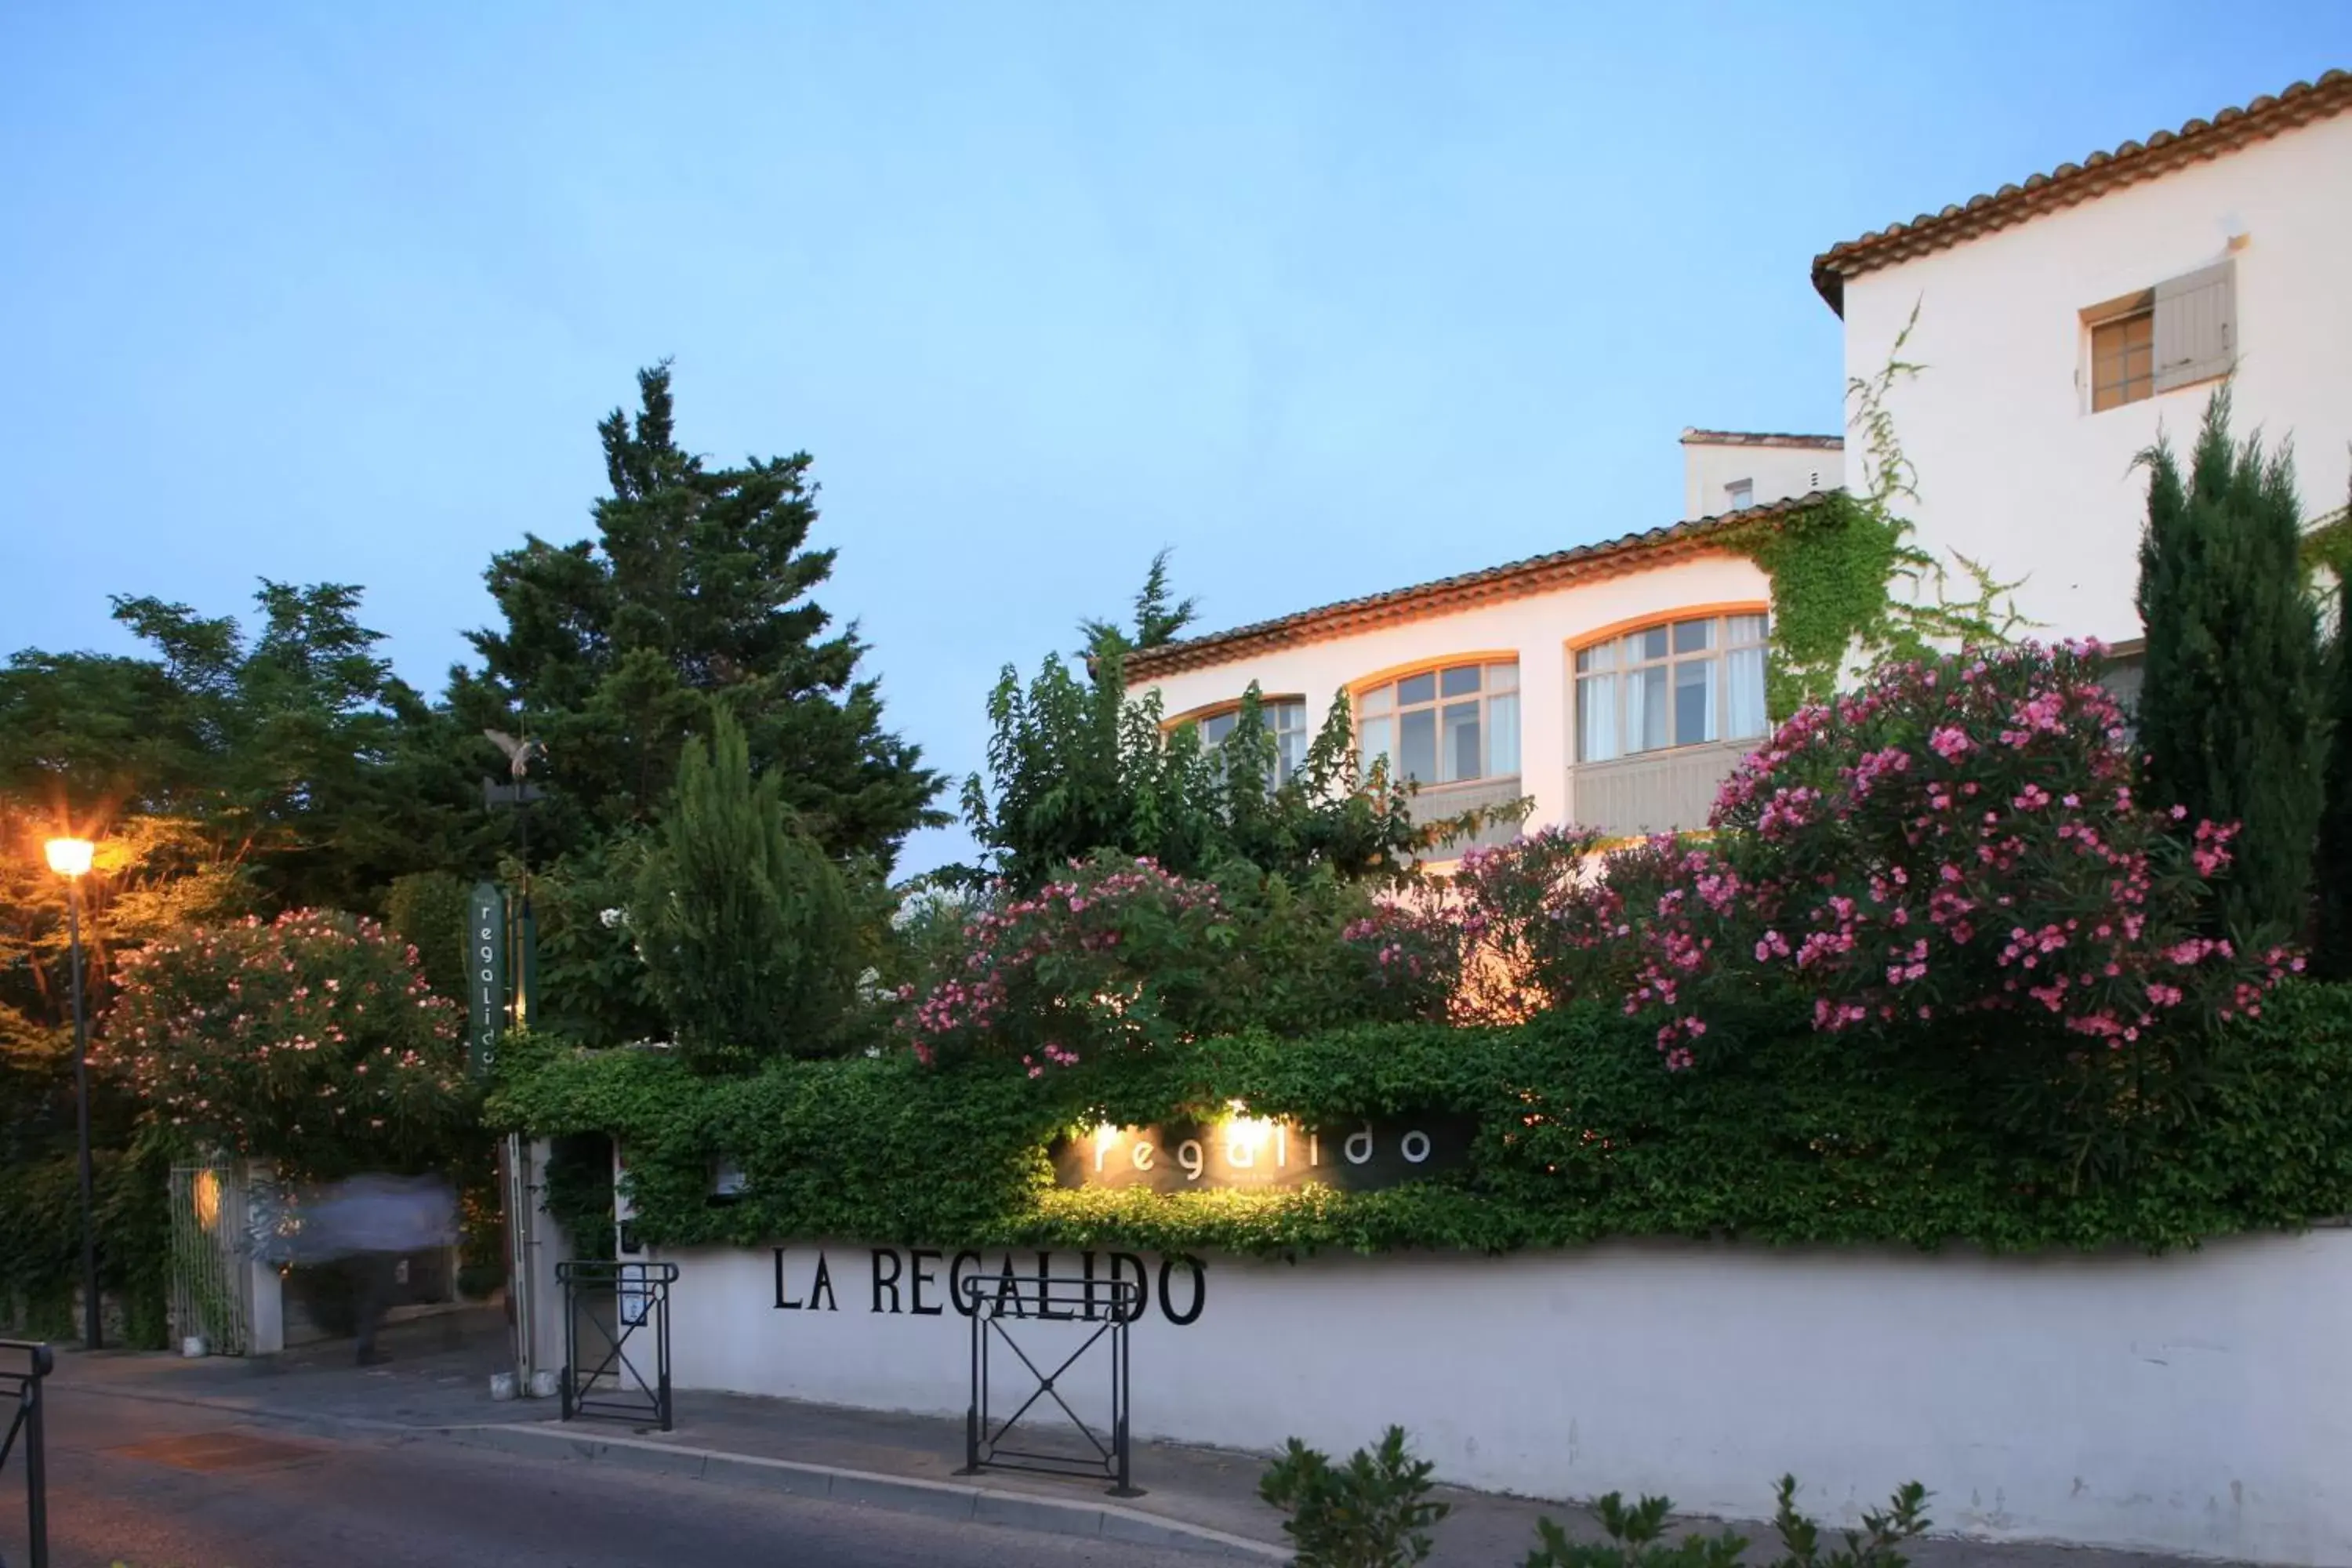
top-left (1679, 429), bottom-right (1844, 450)
top-left (1123, 490), bottom-right (1833, 682)
top-left (1811, 69), bottom-right (2352, 314)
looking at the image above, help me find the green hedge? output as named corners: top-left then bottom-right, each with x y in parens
top-left (490, 982), bottom-right (2352, 1258)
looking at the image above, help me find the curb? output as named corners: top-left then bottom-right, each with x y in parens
top-left (64, 1379), bottom-right (567, 1442)
top-left (443, 1421), bottom-right (1290, 1562)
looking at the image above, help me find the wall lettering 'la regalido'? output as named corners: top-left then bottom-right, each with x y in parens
top-left (771, 1246), bottom-right (1206, 1327)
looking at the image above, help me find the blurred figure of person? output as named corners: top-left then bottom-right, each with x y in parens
top-left (299, 1173), bottom-right (459, 1365)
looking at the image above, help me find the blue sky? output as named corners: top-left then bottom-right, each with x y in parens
top-left (4, 2), bottom-right (2345, 874)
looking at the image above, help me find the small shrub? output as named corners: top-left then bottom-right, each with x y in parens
top-left (1765, 1474), bottom-right (1930, 1568)
top-left (1523, 1475), bottom-right (1929, 1568)
top-left (1258, 1425), bottom-right (1450, 1568)
top-left (1524, 1491), bottom-right (1748, 1567)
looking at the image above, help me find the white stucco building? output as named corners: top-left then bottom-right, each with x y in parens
top-left (1125, 479), bottom-right (1807, 855)
top-left (1814, 69), bottom-right (2352, 646)
top-left (1679, 429), bottom-right (1843, 521)
top-left (1128, 69), bottom-right (2350, 858)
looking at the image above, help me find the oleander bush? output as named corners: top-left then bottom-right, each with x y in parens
top-left (101, 909), bottom-right (474, 1179)
top-left (895, 853), bottom-right (1457, 1076)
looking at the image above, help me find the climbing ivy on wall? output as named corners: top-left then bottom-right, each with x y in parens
top-left (1725, 492), bottom-right (1907, 719)
top-left (488, 983), bottom-right (2352, 1260)
top-left (1722, 306), bottom-right (2026, 717)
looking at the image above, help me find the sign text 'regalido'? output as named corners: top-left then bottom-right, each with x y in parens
top-left (1051, 1114), bottom-right (1473, 1194)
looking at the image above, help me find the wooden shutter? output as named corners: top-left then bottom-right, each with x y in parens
top-left (2154, 259), bottom-right (2235, 392)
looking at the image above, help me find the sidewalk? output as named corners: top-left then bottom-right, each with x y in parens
top-left (50, 1310), bottom-right (2237, 1566)
top-left (57, 1304), bottom-right (551, 1434)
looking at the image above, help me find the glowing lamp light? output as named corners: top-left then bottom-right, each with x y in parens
top-left (44, 837), bottom-right (94, 877)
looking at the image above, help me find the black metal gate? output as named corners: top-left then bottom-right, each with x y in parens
top-left (556, 1260), bottom-right (676, 1432)
top-left (956, 1270), bottom-right (1141, 1496)
top-left (0, 1341), bottom-right (53, 1568)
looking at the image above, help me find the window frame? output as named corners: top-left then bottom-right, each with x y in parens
top-left (2081, 260), bottom-right (2236, 415)
top-left (2084, 289), bottom-right (2156, 413)
top-left (1164, 695), bottom-right (1312, 783)
top-left (1349, 654), bottom-right (1522, 790)
top-left (1570, 605), bottom-right (1771, 765)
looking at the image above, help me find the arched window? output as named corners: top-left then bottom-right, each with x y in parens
top-left (1574, 611), bottom-right (1768, 763)
top-left (1170, 698), bottom-right (1311, 782)
top-left (1356, 659), bottom-right (1519, 786)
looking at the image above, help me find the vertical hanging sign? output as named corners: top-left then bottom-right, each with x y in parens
top-left (467, 881), bottom-right (509, 1076)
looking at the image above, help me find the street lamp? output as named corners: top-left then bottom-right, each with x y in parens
top-left (45, 837), bottom-right (100, 1352)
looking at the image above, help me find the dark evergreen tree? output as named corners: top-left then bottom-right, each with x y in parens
top-left (2310, 477), bottom-right (2352, 978)
top-left (630, 711), bottom-right (858, 1067)
top-left (1079, 548), bottom-right (1199, 662)
top-left (451, 364), bottom-right (944, 870)
top-left (2134, 390), bottom-right (2322, 941)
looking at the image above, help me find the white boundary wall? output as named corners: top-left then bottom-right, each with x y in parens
top-left (653, 1232), bottom-right (2352, 1565)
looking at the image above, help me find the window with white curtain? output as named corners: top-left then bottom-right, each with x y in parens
top-left (1357, 662), bottom-right (1519, 786)
top-left (1576, 612), bottom-right (1769, 763)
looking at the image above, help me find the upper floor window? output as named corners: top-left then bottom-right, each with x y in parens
top-left (2091, 306), bottom-right (2154, 411)
top-left (2085, 259), bottom-right (2234, 414)
top-left (1187, 698), bottom-right (1309, 783)
top-left (1726, 479), bottom-right (1754, 512)
top-left (1576, 612), bottom-right (1769, 764)
top-left (1358, 661), bottom-right (1519, 786)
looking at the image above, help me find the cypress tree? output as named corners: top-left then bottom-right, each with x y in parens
top-left (2311, 479), bottom-right (2352, 978)
top-left (631, 710), bottom-right (858, 1068)
top-left (2134, 389), bottom-right (2322, 942)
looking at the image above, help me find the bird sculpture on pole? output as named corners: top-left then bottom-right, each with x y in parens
top-left (483, 728), bottom-right (546, 781)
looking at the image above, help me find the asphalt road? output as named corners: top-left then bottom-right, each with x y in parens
top-left (13, 1384), bottom-right (1231, 1568)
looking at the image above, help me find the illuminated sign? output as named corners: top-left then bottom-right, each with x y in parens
top-left (1051, 1113), bottom-right (1474, 1193)
top-left (466, 881), bottom-right (507, 1075)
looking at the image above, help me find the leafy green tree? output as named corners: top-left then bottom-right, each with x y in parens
top-left (630, 712), bottom-right (859, 1069)
top-left (449, 364), bottom-right (944, 871)
top-left (2135, 390), bottom-right (2324, 940)
top-left (0, 582), bottom-right (481, 913)
top-left (0, 810), bottom-right (255, 1341)
top-left (960, 640), bottom-right (1446, 891)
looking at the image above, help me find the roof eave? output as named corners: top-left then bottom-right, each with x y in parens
top-left (1124, 492), bottom-right (1834, 683)
top-left (1810, 260), bottom-right (1846, 318)
top-left (1810, 69), bottom-right (2349, 298)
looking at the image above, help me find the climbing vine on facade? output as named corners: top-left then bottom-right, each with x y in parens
top-left (1723, 307), bottom-right (2025, 717)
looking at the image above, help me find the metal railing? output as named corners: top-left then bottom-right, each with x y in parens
top-left (168, 1161), bottom-right (253, 1356)
top-left (555, 1260), bottom-right (675, 1432)
top-left (957, 1272), bottom-right (1142, 1497)
top-left (0, 1340), bottom-right (53, 1568)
